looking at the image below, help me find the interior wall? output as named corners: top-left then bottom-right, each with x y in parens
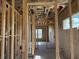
top-left (58, 0), bottom-right (79, 59)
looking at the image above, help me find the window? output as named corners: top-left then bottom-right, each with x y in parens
top-left (63, 18), bottom-right (70, 30)
top-left (36, 29), bottom-right (43, 39)
top-left (72, 12), bottom-right (79, 28)
top-left (63, 12), bottom-right (79, 30)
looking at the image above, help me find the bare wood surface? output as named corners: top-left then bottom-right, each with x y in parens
top-left (54, 0), bottom-right (61, 59)
top-left (1, 0), bottom-right (6, 59)
top-left (7, 6), bottom-right (10, 59)
top-left (22, 0), bottom-right (28, 59)
top-left (11, 0), bottom-right (15, 59)
top-left (68, 0), bottom-right (74, 59)
top-left (32, 14), bottom-right (36, 55)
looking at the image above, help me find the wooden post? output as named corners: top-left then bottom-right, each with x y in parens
top-left (18, 14), bottom-right (20, 58)
top-left (1, 0), bottom-right (6, 59)
top-left (22, 0), bottom-right (28, 59)
top-left (26, 4), bottom-right (29, 59)
top-left (15, 12), bottom-right (18, 59)
top-left (20, 15), bottom-right (22, 46)
top-left (7, 6), bottom-right (10, 59)
top-left (19, 15), bottom-right (22, 59)
top-left (7, 6), bottom-right (10, 35)
top-left (54, 0), bottom-right (61, 59)
top-left (36, 28), bottom-right (38, 48)
top-left (32, 14), bottom-right (36, 55)
top-left (17, 14), bottom-right (19, 59)
top-left (68, 0), bottom-right (74, 59)
top-left (45, 19), bottom-right (48, 47)
top-left (11, 0), bottom-right (15, 59)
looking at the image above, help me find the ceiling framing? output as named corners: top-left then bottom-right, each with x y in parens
top-left (6, 0), bottom-right (68, 14)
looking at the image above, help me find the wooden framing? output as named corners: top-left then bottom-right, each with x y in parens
top-left (7, 6), bottom-right (10, 59)
top-left (19, 15), bottom-right (22, 59)
top-left (1, 0), bottom-right (22, 59)
top-left (13, 11), bottom-right (22, 59)
top-left (36, 27), bottom-right (38, 48)
top-left (26, 4), bottom-right (29, 59)
top-left (17, 14), bottom-right (20, 58)
top-left (1, 0), bottom-right (6, 59)
top-left (19, 15), bottom-right (22, 47)
top-left (6, 2), bottom-right (20, 15)
top-left (11, 0), bottom-right (15, 59)
top-left (22, 0), bottom-right (28, 59)
top-left (27, 2), bottom-right (55, 6)
top-left (68, 0), bottom-right (74, 59)
top-left (14, 12), bottom-right (17, 59)
top-left (54, 0), bottom-right (61, 59)
top-left (32, 14), bottom-right (36, 55)
top-left (17, 13), bottom-right (19, 59)
top-left (1, 0), bottom-right (77, 59)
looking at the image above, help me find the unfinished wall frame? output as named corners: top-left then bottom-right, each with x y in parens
top-left (1, 1), bottom-right (22, 59)
top-left (1, 0), bottom-right (78, 59)
top-left (6, 6), bottom-right (11, 59)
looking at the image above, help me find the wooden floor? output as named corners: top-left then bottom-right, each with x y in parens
top-left (29, 42), bottom-right (66, 59)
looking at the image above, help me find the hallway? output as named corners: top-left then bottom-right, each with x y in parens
top-left (29, 42), bottom-right (56, 59)
top-left (0, 0), bottom-right (79, 59)
top-left (29, 42), bottom-right (66, 59)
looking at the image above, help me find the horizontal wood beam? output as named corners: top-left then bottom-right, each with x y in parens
top-left (27, 1), bottom-right (68, 6)
top-left (27, 2), bottom-right (55, 6)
